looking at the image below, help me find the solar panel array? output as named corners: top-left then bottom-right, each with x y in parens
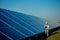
top-left (0, 8), bottom-right (56, 40)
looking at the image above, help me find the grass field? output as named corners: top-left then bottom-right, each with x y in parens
top-left (47, 29), bottom-right (60, 40)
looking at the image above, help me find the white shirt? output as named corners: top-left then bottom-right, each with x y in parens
top-left (44, 25), bottom-right (49, 29)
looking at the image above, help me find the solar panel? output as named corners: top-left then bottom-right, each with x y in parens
top-left (0, 8), bottom-right (56, 40)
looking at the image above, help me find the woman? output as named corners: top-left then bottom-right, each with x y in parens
top-left (44, 21), bottom-right (49, 37)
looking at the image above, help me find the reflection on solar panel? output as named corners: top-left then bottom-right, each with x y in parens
top-left (0, 8), bottom-right (56, 40)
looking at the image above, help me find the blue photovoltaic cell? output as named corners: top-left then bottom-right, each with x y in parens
top-left (0, 8), bottom-right (56, 40)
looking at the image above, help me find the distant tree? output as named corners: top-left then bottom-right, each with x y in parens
top-left (59, 22), bottom-right (60, 23)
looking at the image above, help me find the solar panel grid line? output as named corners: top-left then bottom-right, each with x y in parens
top-left (10, 13), bottom-right (40, 31)
top-left (5, 10), bottom-right (40, 32)
top-left (0, 31), bottom-right (13, 40)
top-left (11, 13), bottom-right (39, 31)
top-left (0, 18), bottom-right (27, 38)
top-left (0, 8), bottom-right (43, 33)
top-left (3, 11), bottom-right (36, 34)
top-left (0, 13), bottom-right (36, 37)
top-left (11, 12), bottom-right (44, 32)
top-left (0, 19), bottom-right (27, 38)
top-left (0, 13), bottom-right (35, 34)
top-left (0, 26), bottom-right (27, 40)
top-left (0, 27), bottom-right (10, 28)
top-left (10, 14), bottom-right (40, 32)
top-left (11, 12), bottom-right (41, 31)
top-left (0, 12), bottom-right (38, 38)
top-left (2, 9), bottom-right (40, 32)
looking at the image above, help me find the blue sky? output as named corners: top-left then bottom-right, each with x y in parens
top-left (0, 0), bottom-right (60, 26)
